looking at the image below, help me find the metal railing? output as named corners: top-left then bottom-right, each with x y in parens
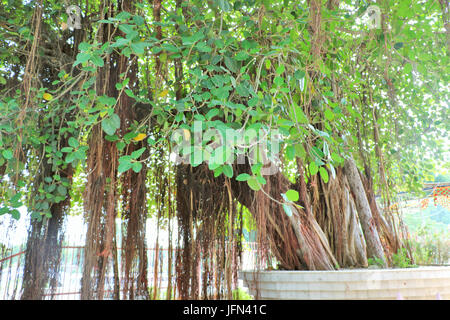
top-left (0, 242), bottom-right (261, 300)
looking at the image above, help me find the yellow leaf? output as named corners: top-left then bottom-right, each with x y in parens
top-left (99, 111), bottom-right (107, 118)
top-left (159, 89), bottom-right (169, 98)
top-left (183, 129), bottom-right (191, 141)
top-left (43, 93), bottom-right (53, 101)
top-left (63, 73), bottom-right (69, 79)
top-left (133, 133), bottom-right (147, 142)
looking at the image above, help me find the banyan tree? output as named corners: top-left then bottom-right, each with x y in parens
top-left (0, 0), bottom-right (448, 299)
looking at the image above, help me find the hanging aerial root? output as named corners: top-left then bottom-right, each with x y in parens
top-left (175, 164), bottom-right (243, 299)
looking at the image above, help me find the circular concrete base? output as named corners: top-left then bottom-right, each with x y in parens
top-left (240, 267), bottom-right (450, 300)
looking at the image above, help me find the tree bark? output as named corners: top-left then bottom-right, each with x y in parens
top-left (344, 158), bottom-right (387, 266)
top-left (311, 166), bottom-right (368, 268)
top-left (232, 165), bottom-right (338, 270)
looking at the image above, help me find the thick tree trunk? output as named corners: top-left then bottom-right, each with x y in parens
top-left (232, 166), bottom-right (338, 270)
top-left (360, 171), bottom-right (399, 257)
top-left (21, 207), bottom-right (64, 300)
top-left (344, 158), bottom-right (387, 266)
top-left (310, 166), bottom-right (368, 268)
top-left (21, 143), bottom-right (73, 300)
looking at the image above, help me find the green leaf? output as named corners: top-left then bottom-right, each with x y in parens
top-left (273, 76), bottom-right (284, 86)
top-left (206, 108), bottom-right (220, 120)
top-left (294, 70), bottom-right (306, 80)
top-left (68, 137), bottom-right (79, 148)
top-left (65, 152), bottom-right (76, 164)
top-left (319, 167), bottom-right (329, 183)
top-left (235, 51), bottom-right (250, 61)
top-left (404, 63), bottom-right (412, 74)
top-left (105, 134), bottom-right (119, 142)
top-left (256, 175), bottom-right (266, 184)
top-left (98, 96), bottom-right (117, 107)
top-left (309, 162), bottom-right (319, 176)
top-left (236, 173), bottom-right (251, 181)
top-left (74, 149), bottom-right (85, 160)
top-left (247, 177), bottom-right (261, 191)
top-left (311, 146), bottom-right (325, 159)
top-left (74, 52), bottom-right (90, 66)
top-left (119, 155), bottom-right (133, 163)
top-left (295, 144), bottom-right (306, 159)
top-left (224, 56), bottom-right (239, 73)
top-left (131, 41), bottom-right (147, 55)
top-left (276, 65), bottom-right (285, 75)
top-left (248, 97), bottom-right (259, 107)
top-left (182, 31), bottom-right (205, 45)
top-left (217, 0), bottom-right (232, 12)
top-left (285, 189), bottom-right (299, 202)
top-left (161, 43), bottom-right (180, 53)
top-left (10, 209), bottom-right (20, 220)
top-left (118, 161), bottom-right (133, 173)
top-left (331, 152), bottom-right (343, 164)
top-left (119, 24), bottom-right (134, 35)
top-left (324, 108), bottom-right (334, 121)
top-left (2, 149), bottom-right (13, 160)
top-left (90, 55), bottom-right (104, 67)
top-left (394, 42), bottom-right (404, 50)
top-left (286, 145), bottom-right (295, 160)
top-left (61, 147), bottom-right (73, 153)
top-left (222, 164), bottom-right (233, 178)
top-left (112, 37), bottom-right (131, 48)
top-left (115, 11), bottom-right (132, 21)
top-left (213, 166), bottom-right (223, 177)
top-left (196, 42), bottom-right (212, 53)
top-left (290, 103), bottom-right (308, 124)
top-left (132, 162), bottom-right (143, 173)
top-left (98, 19), bottom-right (114, 24)
top-left (251, 163), bottom-right (262, 175)
top-left (131, 147), bottom-right (146, 159)
top-left (117, 141), bottom-right (126, 151)
top-left (57, 185), bottom-right (67, 196)
top-left (102, 114), bottom-right (121, 136)
top-left (132, 15), bottom-right (145, 26)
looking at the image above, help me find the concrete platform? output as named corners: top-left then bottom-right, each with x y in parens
top-left (240, 267), bottom-right (450, 300)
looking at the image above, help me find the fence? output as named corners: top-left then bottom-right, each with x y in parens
top-left (0, 242), bottom-right (261, 300)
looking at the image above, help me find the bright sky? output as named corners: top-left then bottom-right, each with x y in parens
top-left (0, 207), bottom-right (175, 248)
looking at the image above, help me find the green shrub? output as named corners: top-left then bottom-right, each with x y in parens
top-left (408, 225), bottom-right (450, 265)
top-left (232, 287), bottom-right (253, 300)
top-left (391, 248), bottom-right (417, 268)
top-left (367, 257), bottom-right (385, 268)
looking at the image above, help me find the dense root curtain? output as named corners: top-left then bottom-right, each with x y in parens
top-left (81, 0), bottom-right (148, 300)
top-left (175, 164), bottom-right (242, 299)
top-left (21, 0), bottom-right (76, 300)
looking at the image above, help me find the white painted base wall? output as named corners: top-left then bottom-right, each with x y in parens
top-left (240, 267), bottom-right (450, 300)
